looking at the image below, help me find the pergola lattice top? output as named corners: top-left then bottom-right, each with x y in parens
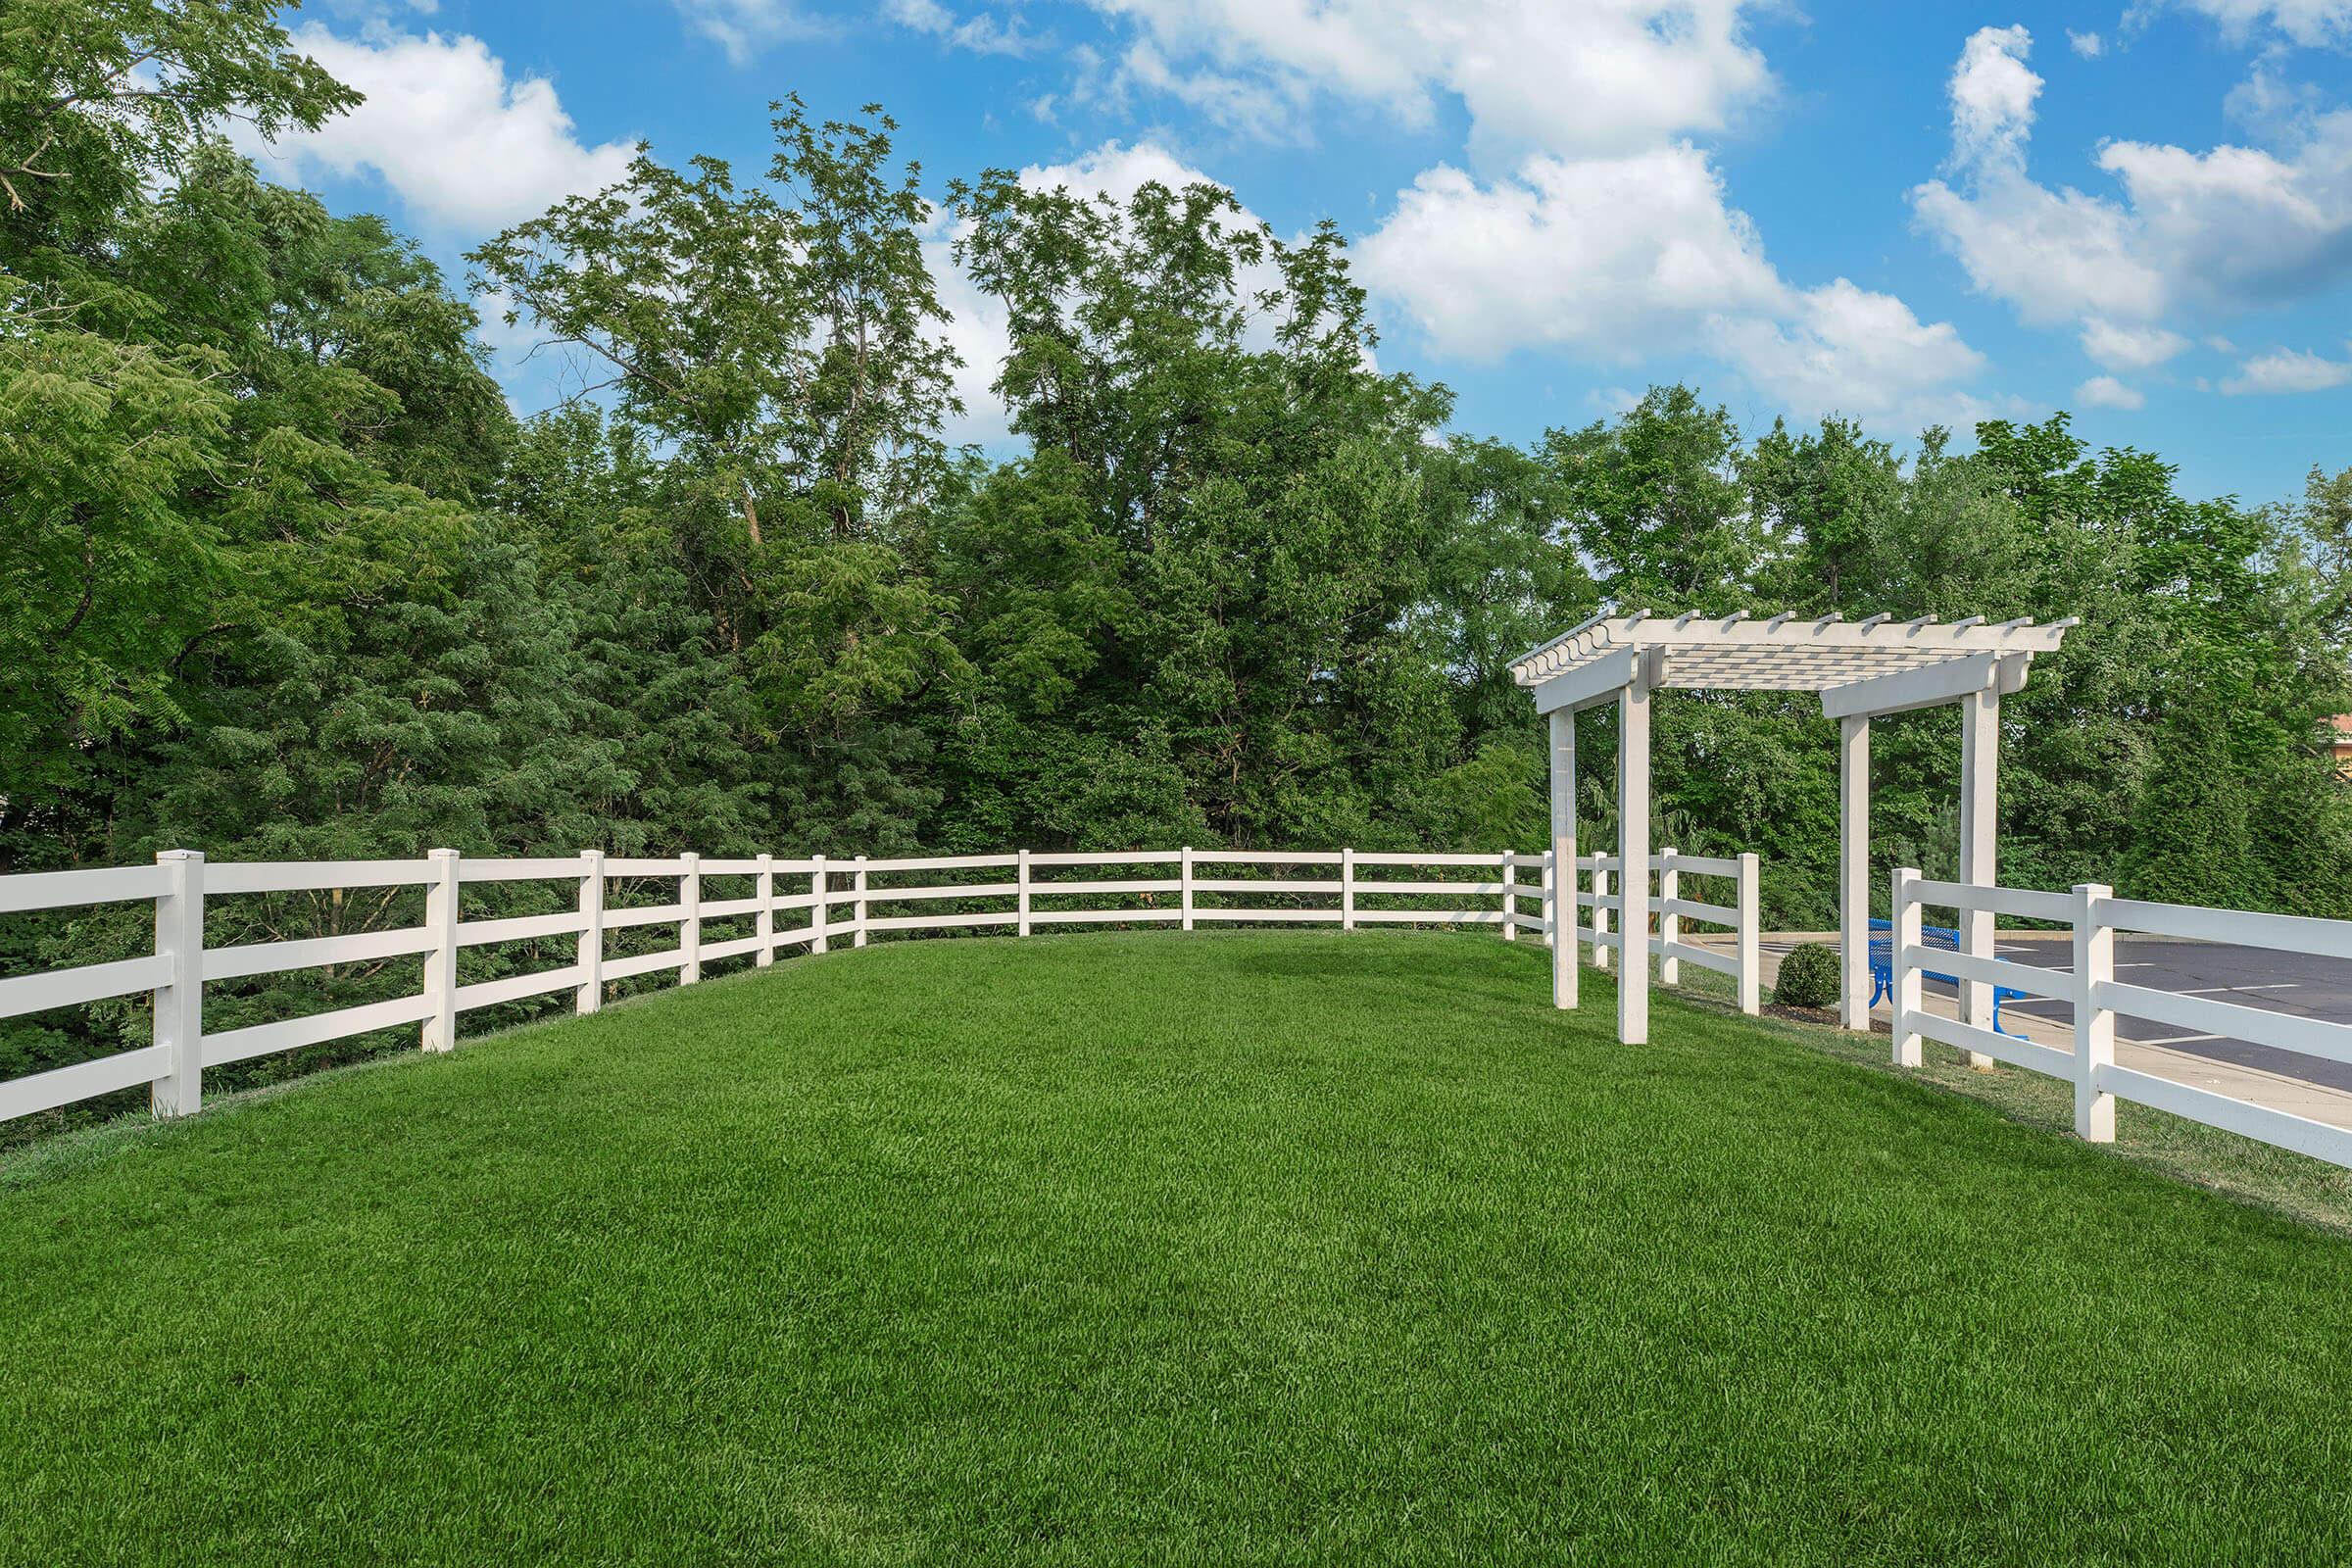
top-left (1509, 611), bottom-right (2076, 713)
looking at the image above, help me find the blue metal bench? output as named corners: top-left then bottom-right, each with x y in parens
top-left (1867, 916), bottom-right (2028, 1037)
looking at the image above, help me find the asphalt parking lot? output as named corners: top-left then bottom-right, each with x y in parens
top-left (1987, 936), bottom-right (2352, 1092)
top-left (1762, 934), bottom-right (2352, 1092)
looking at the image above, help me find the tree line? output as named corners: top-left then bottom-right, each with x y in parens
top-left (4, 3), bottom-right (2348, 1116)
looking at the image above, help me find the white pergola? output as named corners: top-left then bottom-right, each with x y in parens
top-left (1511, 610), bottom-right (2074, 1045)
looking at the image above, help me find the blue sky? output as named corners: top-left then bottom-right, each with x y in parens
top-left (251, 0), bottom-right (2352, 505)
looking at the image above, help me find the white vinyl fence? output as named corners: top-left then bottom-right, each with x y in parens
top-left (0, 845), bottom-right (1762, 1127)
top-left (1891, 867), bottom-right (2352, 1168)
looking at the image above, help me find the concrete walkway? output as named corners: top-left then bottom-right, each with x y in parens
top-left (1678, 931), bottom-right (2352, 1135)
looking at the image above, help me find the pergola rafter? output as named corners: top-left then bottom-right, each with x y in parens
top-left (1512, 611), bottom-right (2076, 1044)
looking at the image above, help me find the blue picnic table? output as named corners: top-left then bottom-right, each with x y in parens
top-left (1866, 916), bottom-right (2029, 1037)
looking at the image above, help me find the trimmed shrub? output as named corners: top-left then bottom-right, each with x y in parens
top-left (1774, 943), bottom-right (1839, 1009)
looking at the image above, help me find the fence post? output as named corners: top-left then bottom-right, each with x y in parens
top-left (1181, 846), bottom-right (1195, 932)
top-left (151, 850), bottom-right (205, 1117)
top-left (1341, 847), bottom-right (1355, 932)
top-left (1736, 852), bottom-right (1760, 1016)
top-left (810, 855), bottom-right (828, 955)
top-left (1017, 848), bottom-right (1032, 937)
top-left (2074, 882), bottom-right (2116, 1143)
top-left (422, 848), bottom-right (460, 1053)
top-left (1892, 866), bottom-right (1923, 1067)
top-left (1499, 849), bottom-right (1516, 941)
top-left (1656, 848), bottom-right (1679, 986)
top-left (1592, 862), bottom-right (1610, 971)
top-left (575, 850), bottom-right (605, 1014)
top-left (854, 855), bottom-right (869, 949)
top-left (678, 853), bottom-right (703, 984)
top-left (755, 853), bottom-right (774, 968)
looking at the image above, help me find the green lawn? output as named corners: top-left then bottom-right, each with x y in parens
top-left (5, 932), bottom-right (2350, 1565)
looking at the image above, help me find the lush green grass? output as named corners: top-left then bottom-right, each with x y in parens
top-left (6, 932), bottom-right (2351, 1565)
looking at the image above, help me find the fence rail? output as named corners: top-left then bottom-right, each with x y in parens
top-left (1892, 867), bottom-right (2352, 1168)
top-left (1, 845), bottom-right (1762, 1127)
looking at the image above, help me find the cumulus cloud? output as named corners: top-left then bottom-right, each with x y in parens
top-left (1913, 24), bottom-right (2352, 343)
top-left (2171, 0), bottom-right (2352, 47)
top-left (1911, 27), bottom-right (2166, 323)
top-left (1948, 24), bottom-right (2040, 168)
top-left (2097, 125), bottom-right (2352, 309)
top-left (1064, 0), bottom-right (1772, 157)
top-left (2068, 28), bottom-right (2105, 57)
top-left (1355, 146), bottom-right (1783, 362)
top-left (1712, 279), bottom-right (1987, 424)
top-left (1355, 146), bottom-right (1986, 426)
top-left (256, 25), bottom-right (633, 230)
top-left (2221, 345), bottom-right (2352, 392)
top-left (2080, 318), bottom-right (2190, 369)
top-left (2075, 374), bottom-right (2145, 409)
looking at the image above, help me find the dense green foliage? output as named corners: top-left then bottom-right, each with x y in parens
top-left (4, 2), bottom-right (2348, 1107)
top-left (8, 933), bottom-right (2352, 1562)
top-left (1773, 942), bottom-right (1840, 1009)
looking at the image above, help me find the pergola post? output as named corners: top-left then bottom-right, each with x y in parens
top-left (1839, 714), bottom-right (1871, 1031)
top-left (1958, 686), bottom-right (1999, 1069)
top-left (1547, 709), bottom-right (1576, 1011)
top-left (1618, 678), bottom-right (1650, 1046)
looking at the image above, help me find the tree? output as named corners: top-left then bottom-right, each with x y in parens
top-left (0, 0), bottom-right (352, 254)
top-left (948, 169), bottom-right (1460, 847)
top-left (475, 99), bottom-right (964, 851)
top-left (1545, 386), bottom-right (1754, 612)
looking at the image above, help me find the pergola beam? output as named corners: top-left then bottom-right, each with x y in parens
top-left (1819, 653), bottom-right (2031, 720)
top-left (1529, 647), bottom-right (1643, 715)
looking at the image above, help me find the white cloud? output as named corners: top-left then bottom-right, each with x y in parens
top-left (2075, 374), bottom-right (2145, 409)
top-left (258, 26), bottom-right (632, 230)
top-left (1948, 24), bottom-right (2040, 169)
top-left (927, 234), bottom-right (1018, 448)
top-left (1913, 24), bottom-right (2352, 337)
top-left (2080, 317), bottom-right (2190, 369)
top-left (1911, 173), bottom-right (2165, 324)
top-left (2068, 28), bottom-right (2105, 57)
top-left (2221, 345), bottom-right (2352, 392)
top-left (1114, 40), bottom-right (1308, 140)
top-left (1712, 279), bottom-right (1987, 425)
top-left (1068, 0), bottom-right (1772, 157)
top-left (1911, 26), bottom-right (2167, 323)
top-left (2172, 0), bottom-right (2352, 47)
top-left (673, 0), bottom-right (827, 63)
top-left (1356, 145), bottom-right (1985, 426)
top-left (1019, 138), bottom-right (1237, 214)
top-left (2222, 61), bottom-right (2325, 140)
top-left (1356, 146), bottom-right (1783, 361)
top-left (886, 0), bottom-right (1041, 55)
top-left (2095, 125), bottom-right (2352, 309)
